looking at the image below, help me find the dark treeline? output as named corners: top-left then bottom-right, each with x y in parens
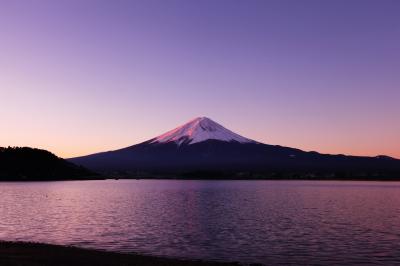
top-left (70, 139), bottom-right (400, 181)
top-left (0, 147), bottom-right (99, 181)
top-left (104, 169), bottom-right (400, 181)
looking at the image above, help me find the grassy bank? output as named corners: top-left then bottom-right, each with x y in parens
top-left (0, 241), bottom-right (240, 266)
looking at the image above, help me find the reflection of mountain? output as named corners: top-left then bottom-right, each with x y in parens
top-left (0, 147), bottom-right (98, 181)
top-left (69, 117), bottom-right (400, 179)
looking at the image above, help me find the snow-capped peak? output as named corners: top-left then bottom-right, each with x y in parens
top-left (150, 117), bottom-right (257, 145)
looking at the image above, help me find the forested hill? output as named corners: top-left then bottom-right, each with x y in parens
top-left (0, 147), bottom-right (99, 181)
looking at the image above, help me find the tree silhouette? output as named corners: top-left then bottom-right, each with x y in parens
top-left (0, 147), bottom-right (98, 181)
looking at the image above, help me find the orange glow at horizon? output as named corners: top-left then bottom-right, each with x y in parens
top-left (3, 116), bottom-right (399, 160)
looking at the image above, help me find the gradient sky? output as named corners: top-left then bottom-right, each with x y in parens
top-left (1, 0), bottom-right (399, 159)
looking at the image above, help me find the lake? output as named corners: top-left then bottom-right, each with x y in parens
top-left (0, 180), bottom-right (400, 265)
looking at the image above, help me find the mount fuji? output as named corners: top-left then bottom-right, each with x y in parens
top-left (149, 117), bottom-right (256, 145)
top-left (69, 117), bottom-right (400, 179)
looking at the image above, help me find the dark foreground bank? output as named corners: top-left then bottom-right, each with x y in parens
top-left (0, 242), bottom-right (240, 266)
top-left (0, 147), bottom-right (99, 181)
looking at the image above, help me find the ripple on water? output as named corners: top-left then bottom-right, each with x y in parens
top-left (0, 180), bottom-right (400, 265)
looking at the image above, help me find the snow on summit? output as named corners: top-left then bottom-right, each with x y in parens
top-left (150, 117), bottom-right (257, 145)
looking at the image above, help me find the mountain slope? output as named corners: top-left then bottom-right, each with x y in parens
top-left (69, 117), bottom-right (400, 179)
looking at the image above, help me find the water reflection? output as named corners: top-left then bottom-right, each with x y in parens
top-left (0, 180), bottom-right (400, 264)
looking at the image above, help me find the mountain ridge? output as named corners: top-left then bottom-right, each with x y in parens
top-left (69, 117), bottom-right (400, 179)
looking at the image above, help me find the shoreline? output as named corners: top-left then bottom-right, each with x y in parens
top-left (1, 177), bottom-right (400, 182)
top-left (0, 241), bottom-right (240, 266)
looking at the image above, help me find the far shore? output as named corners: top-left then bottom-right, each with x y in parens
top-left (1, 176), bottom-right (400, 182)
top-left (0, 241), bottom-right (240, 266)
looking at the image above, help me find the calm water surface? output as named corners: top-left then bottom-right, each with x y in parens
top-left (1, 180), bottom-right (400, 265)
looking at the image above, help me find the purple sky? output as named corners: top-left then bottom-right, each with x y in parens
top-left (1, 0), bottom-right (399, 158)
